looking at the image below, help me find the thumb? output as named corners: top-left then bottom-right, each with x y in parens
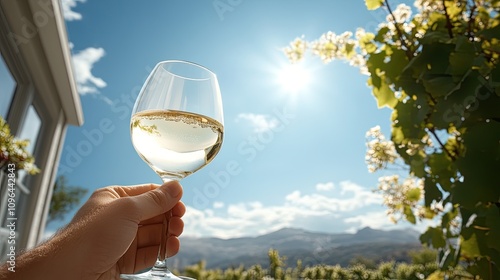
top-left (128, 181), bottom-right (183, 221)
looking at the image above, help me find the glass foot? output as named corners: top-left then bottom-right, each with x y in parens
top-left (120, 269), bottom-right (195, 280)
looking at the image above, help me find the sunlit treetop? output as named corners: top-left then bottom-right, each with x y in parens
top-left (284, 0), bottom-right (499, 76)
top-left (283, 0), bottom-right (500, 278)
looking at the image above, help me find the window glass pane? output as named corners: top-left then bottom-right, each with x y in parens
top-left (0, 55), bottom-right (16, 118)
top-left (18, 105), bottom-right (42, 155)
top-left (16, 105), bottom-right (42, 189)
top-left (0, 101), bottom-right (41, 232)
top-left (12, 105), bottom-right (42, 237)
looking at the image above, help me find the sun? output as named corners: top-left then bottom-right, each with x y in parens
top-left (276, 63), bottom-right (311, 93)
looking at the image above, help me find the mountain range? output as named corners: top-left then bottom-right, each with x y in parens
top-left (169, 227), bottom-right (423, 270)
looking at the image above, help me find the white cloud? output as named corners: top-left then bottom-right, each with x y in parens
top-left (61, 0), bottom-right (87, 21)
top-left (98, 95), bottom-right (114, 105)
top-left (285, 181), bottom-right (382, 212)
top-left (71, 47), bottom-right (107, 95)
top-left (236, 113), bottom-right (279, 133)
top-left (184, 203), bottom-right (304, 239)
top-left (183, 181), bottom-right (389, 239)
top-left (213, 201), bottom-right (224, 208)
top-left (344, 211), bottom-right (394, 230)
top-left (61, 1), bottom-right (107, 96)
top-left (315, 182), bottom-right (334, 191)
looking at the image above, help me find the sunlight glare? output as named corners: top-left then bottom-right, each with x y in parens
top-left (277, 63), bottom-right (311, 93)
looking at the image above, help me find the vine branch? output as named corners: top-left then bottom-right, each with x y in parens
top-left (467, 0), bottom-right (478, 39)
top-left (442, 0), bottom-right (455, 38)
top-left (384, 0), bottom-right (414, 59)
top-left (428, 127), bottom-right (456, 161)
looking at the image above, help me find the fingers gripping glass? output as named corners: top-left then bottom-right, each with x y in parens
top-left (121, 61), bottom-right (224, 280)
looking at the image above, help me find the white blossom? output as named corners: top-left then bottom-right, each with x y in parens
top-left (349, 54), bottom-right (369, 75)
top-left (377, 175), bottom-right (425, 223)
top-left (311, 31), bottom-right (341, 63)
top-left (283, 37), bottom-right (307, 63)
top-left (355, 28), bottom-right (367, 40)
top-left (365, 126), bottom-right (399, 173)
top-left (386, 4), bottom-right (412, 23)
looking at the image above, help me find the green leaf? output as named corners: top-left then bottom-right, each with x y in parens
top-left (410, 156), bottom-right (426, 178)
top-left (424, 178), bottom-right (443, 207)
top-left (406, 42), bottom-right (454, 77)
top-left (406, 188), bottom-right (421, 202)
top-left (359, 33), bottom-right (376, 54)
top-left (372, 78), bottom-right (398, 108)
top-left (420, 227), bottom-right (446, 249)
top-left (404, 205), bottom-right (416, 224)
top-left (477, 24), bottom-right (500, 40)
top-left (454, 122), bottom-right (500, 208)
top-left (449, 36), bottom-right (475, 79)
top-left (428, 153), bottom-right (455, 192)
top-left (460, 238), bottom-right (481, 260)
top-left (392, 126), bottom-right (405, 144)
top-left (425, 13), bottom-right (448, 35)
top-left (359, 32), bottom-right (375, 43)
top-left (391, 98), bottom-right (429, 144)
top-left (366, 51), bottom-right (386, 83)
top-left (383, 47), bottom-right (409, 85)
top-left (390, 98), bottom-right (430, 176)
top-left (374, 26), bottom-right (390, 43)
top-left (431, 71), bottom-right (486, 128)
top-left (421, 206), bottom-right (437, 219)
top-left (485, 205), bottom-right (500, 252)
top-left (467, 257), bottom-right (500, 280)
top-left (459, 207), bottom-right (476, 229)
top-left (421, 31), bottom-right (451, 45)
top-left (422, 74), bottom-right (458, 98)
top-left (396, 69), bottom-right (428, 101)
top-left (490, 65), bottom-right (500, 97)
top-left (444, 2), bottom-right (462, 18)
top-left (461, 226), bottom-right (489, 259)
top-left (365, 0), bottom-right (384, 10)
top-left (464, 85), bottom-right (500, 125)
top-left (364, 41), bottom-right (378, 54)
top-left (343, 42), bottom-right (356, 59)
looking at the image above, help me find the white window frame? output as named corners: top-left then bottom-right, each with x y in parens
top-left (0, 0), bottom-right (82, 260)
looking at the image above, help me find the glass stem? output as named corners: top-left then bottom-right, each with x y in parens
top-left (150, 210), bottom-right (172, 276)
top-left (151, 177), bottom-right (177, 276)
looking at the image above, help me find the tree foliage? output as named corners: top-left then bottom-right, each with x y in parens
top-left (283, 0), bottom-right (500, 278)
top-left (0, 116), bottom-right (39, 174)
top-left (48, 175), bottom-right (87, 223)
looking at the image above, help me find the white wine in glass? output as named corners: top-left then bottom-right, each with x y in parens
top-left (131, 110), bottom-right (223, 180)
top-left (121, 60), bottom-right (224, 280)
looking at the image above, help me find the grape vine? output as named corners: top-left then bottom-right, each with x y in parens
top-left (284, 0), bottom-right (500, 278)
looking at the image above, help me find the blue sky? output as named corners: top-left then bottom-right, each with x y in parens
top-left (47, 0), bottom-right (423, 239)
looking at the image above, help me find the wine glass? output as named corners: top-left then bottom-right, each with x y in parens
top-left (121, 60), bottom-right (224, 280)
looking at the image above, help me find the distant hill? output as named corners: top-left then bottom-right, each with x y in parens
top-left (169, 227), bottom-right (423, 270)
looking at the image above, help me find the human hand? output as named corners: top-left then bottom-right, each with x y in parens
top-left (4, 181), bottom-right (185, 280)
top-left (73, 181), bottom-right (186, 279)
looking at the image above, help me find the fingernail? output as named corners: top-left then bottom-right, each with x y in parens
top-left (164, 181), bottom-right (182, 198)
